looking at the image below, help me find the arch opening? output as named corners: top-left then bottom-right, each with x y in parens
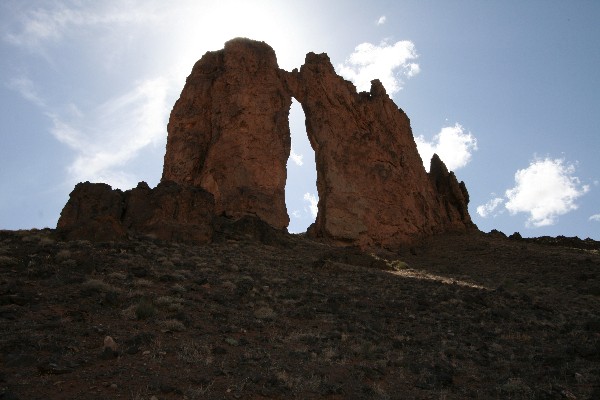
top-left (285, 98), bottom-right (318, 233)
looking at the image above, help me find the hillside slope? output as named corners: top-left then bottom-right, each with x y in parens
top-left (1, 229), bottom-right (599, 399)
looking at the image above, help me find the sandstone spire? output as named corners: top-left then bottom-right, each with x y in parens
top-left (162, 39), bottom-right (292, 229)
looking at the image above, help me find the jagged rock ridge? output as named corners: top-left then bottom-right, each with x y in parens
top-left (57, 181), bottom-right (214, 243)
top-left (58, 38), bottom-right (475, 248)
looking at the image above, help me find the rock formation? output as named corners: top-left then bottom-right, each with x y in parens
top-left (284, 54), bottom-right (470, 247)
top-left (162, 39), bottom-right (292, 230)
top-left (58, 37), bottom-right (475, 248)
top-left (429, 154), bottom-right (472, 231)
top-left (57, 181), bottom-right (214, 243)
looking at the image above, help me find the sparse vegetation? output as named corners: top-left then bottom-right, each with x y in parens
top-left (170, 283), bottom-right (186, 294)
top-left (134, 299), bottom-right (156, 320)
top-left (107, 271), bottom-right (127, 281)
top-left (159, 319), bottom-right (186, 332)
top-left (177, 340), bottom-right (213, 365)
top-left (81, 278), bottom-right (120, 294)
top-left (133, 278), bottom-right (153, 288)
top-left (155, 295), bottom-right (185, 312)
top-left (253, 306), bottom-right (276, 319)
top-left (54, 249), bottom-right (72, 262)
top-left (0, 229), bottom-right (599, 399)
top-left (0, 255), bottom-right (19, 267)
top-left (388, 259), bottom-right (409, 270)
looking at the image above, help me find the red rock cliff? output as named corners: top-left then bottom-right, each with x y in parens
top-left (162, 39), bottom-right (292, 230)
top-left (284, 53), bottom-right (457, 247)
top-left (59, 37), bottom-right (475, 248)
top-left (57, 181), bottom-right (214, 243)
top-left (160, 38), bottom-right (475, 247)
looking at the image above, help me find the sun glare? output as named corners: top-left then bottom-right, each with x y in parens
top-left (164, 1), bottom-right (309, 83)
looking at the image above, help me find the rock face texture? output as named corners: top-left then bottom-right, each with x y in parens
top-left (57, 182), bottom-right (127, 242)
top-left (285, 54), bottom-right (469, 247)
top-left (162, 38), bottom-right (474, 247)
top-left (58, 37), bottom-right (475, 248)
top-left (429, 154), bottom-right (472, 232)
top-left (162, 39), bottom-right (292, 230)
top-left (57, 181), bottom-right (214, 243)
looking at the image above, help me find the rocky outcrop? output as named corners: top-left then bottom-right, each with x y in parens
top-left (58, 37), bottom-right (475, 248)
top-left (285, 54), bottom-right (464, 247)
top-left (162, 39), bottom-right (292, 230)
top-left (428, 154), bottom-right (472, 231)
top-left (56, 182), bottom-right (127, 242)
top-left (57, 181), bottom-right (214, 243)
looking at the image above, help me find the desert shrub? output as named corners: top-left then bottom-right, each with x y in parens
top-left (0, 255), bottom-right (19, 267)
top-left (82, 279), bottom-right (119, 294)
top-left (121, 304), bottom-right (137, 320)
top-left (171, 283), bottom-right (186, 294)
top-left (254, 306), bottom-right (276, 320)
top-left (38, 237), bottom-right (55, 246)
top-left (135, 299), bottom-right (156, 320)
top-left (155, 296), bottom-right (185, 312)
top-left (55, 249), bottom-right (72, 262)
top-left (134, 278), bottom-right (153, 288)
top-left (388, 260), bottom-right (410, 271)
top-left (159, 319), bottom-right (186, 332)
top-left (60, 259), bottom-right (77, 268)
top-left (158, 257), bottom-right (175, 269)
top-left (108, 271), bottom-right (127, 281)
top-left (177, 341), bottom-right (213, 365)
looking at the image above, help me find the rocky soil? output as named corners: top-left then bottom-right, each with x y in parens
top-left (1, 229), bottom-right (599, 399)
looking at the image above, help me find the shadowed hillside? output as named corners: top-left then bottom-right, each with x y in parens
top-left (1, 228), bottom-right (599, 399)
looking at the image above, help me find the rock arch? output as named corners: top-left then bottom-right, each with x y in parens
top-left (162, 38), bottom-right (474, 247)
top-left (58, 37), bottom-right (475, 249)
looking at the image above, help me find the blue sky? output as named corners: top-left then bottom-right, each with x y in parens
top-left (1, 1), bottom-right (599, 239)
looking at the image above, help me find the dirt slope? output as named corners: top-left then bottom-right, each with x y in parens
top-left (1, 229), bottom-right (599, 399)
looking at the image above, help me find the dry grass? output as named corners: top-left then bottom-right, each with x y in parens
top-left (159, 319), bottom-right (186, 332)
top-left (177, 340), bottom-right (214, 365)
top-left (0, 255), bottom-right (19, 267)
top-left (1, 229), bottom-right (599, 399)
top-left (81, 279), bottom-right (120, 293)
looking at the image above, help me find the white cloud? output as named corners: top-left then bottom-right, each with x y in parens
top-left (47, 77), bottom-right (172, 188)
top-left (476, 197), bottom-right (504, 218)
top-left (4, 1), bottom-right (317, 192)
top-left (7, 77), bottom-right (46, 108)
top-left (4, 3), bottom-right (158, 49)
top-left (290, 147), bottom-right (304, 166)
top-left (336, 40), bottom-right (419, 95)
top-left (406, 63), bottom-right (420, 78)
top-left (376, 16), bottom-right (386, 25)
top-left (415, 123), bottom-right (477, 171)
top-left (589, 214), bottom-right (600, 222)
top-left (303, 192), bottom-right (318, 218)
top-left (505, 158), bottom-right (590, 227)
